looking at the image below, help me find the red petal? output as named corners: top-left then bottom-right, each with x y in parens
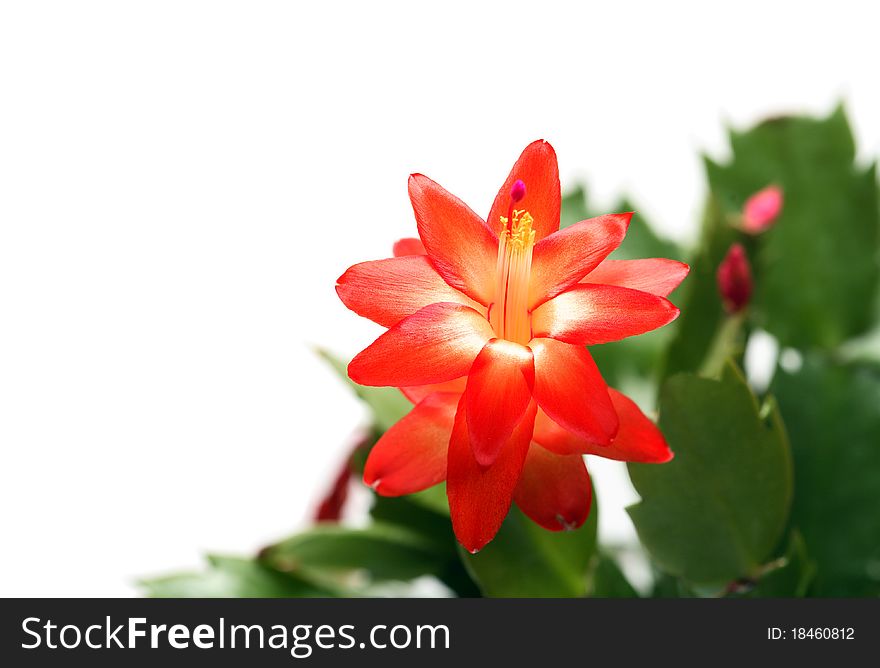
top-left (534, 391), bottom-right (674, 463)
top-left (530, 338), bottom-right (618, 445)
top-left (348, 302), bottom-right (494, 387)
top-left (465, 339), bottom-right (535, 468)
top-left (487, 140), bottom-right (560, 241)
top-left (531, 283), bottom-right (680, 345)
top-left (514, 444), bottom-right (591, 531)
top-left (532, 408), bottom-right (592, 455)
top-left (447, 398), bottom-right (537, 553)
top-left (363, 392), bottom-right (458, 496)
top-left (583, 389), bottom-right (673, 463)
top-left (409, 174), bottom-right (498, 305)
top-left (392, 237), bottom-right (426, 257)
top-left (583, 258), bottom-right (690, 297)
top-left (337, 255), bottom-right (483, 328)
top-left (528, 213), bottom-right (631, 309)
top-left (400, 377), bottom-right (466, 404)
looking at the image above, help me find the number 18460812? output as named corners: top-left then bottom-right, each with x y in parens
top-left (768, 627), bottom-right (854, 640)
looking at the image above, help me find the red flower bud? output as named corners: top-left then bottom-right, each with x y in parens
top-left (313, 458), bottom-right (352, 522)
top-left (742, 185), bottom-right (783, 234)
top-left (717, 243), bottom-right (752, 313)
top-left (313, 433), bottom-right (370, 522)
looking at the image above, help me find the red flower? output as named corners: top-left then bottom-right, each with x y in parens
top-left (741, 185), bottom-right (783, 234)
top-left (717, 243), bottom-right (753, 314)
top-left (337, 141), bottom-right (688, 552)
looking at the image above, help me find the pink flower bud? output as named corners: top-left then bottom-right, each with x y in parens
top-left (742, 185), bottom-right (783, 234)
top-left (717, 243), bottom-right (752, 313)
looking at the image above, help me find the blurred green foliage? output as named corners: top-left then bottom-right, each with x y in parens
top-left (141, 556), bottom-right (338, 598)
top-left (588, 554), bottom-right (639, 598)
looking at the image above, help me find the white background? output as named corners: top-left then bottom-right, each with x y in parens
top-left (1, 1), bottom-right (878, 596)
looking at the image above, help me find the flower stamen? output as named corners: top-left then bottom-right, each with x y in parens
top-left (492, 181), bottom-right (535, 344)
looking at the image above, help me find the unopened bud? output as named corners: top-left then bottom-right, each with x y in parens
top-left (742, 185), bottom-right (783, 234)
top-left (314, 432), bottom-right (370, 522)
top-left (717, 243), bottom-right (752, 313)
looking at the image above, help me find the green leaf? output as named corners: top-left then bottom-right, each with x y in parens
top-left (649, 572), bottom-right (697, 598)
top-left (370, 490), bottom-right (452, 545)
top-left (737, 531), bottom-right (816, 598)
top-left (316, 348), bottom-right (410, 432)
top-left (838, 325), bottom-right (880, 365)
top-left (461, 499), bottom-right (598, 597)
top-left (260, 523), bottom-right (447, 583)
top-left (589, 554), bottom-right (639, 598)
top-left (770, 356), bottom-right (880, 596)
top-left (140, 555), bottom-right (336, 598)
top-left (406, 482), bottom-right (450, 516)
top-left (627, 362), bottom-right (793, 587)
top-left (370, 490), bottom-right (480, 597)
top-left (706, 106), bottom-right (880, 348)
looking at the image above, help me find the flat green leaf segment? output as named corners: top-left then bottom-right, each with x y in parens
top-left (260, 523), bottom-right (448, 583)
top-left (706, 106), bottom-right (880, 349)
top-left (141, 556), bottom-right (337, 598)
top-left (461, 500), bottom-right (598, 597)
top-left (771, 356), bottom-right (880, 596)
top-left (589, 554), bottom-right (639, 598)
top-left (627, 364), bottom-right (792, 586)
top-left (370, 488), bottom-right (480, 596)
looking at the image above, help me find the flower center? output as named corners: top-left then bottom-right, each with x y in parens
top-left (490, 180), bottom-right (535, 345)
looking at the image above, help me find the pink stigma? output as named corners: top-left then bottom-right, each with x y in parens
top-left (510, 179), bottom-right (526, 203)
top-left (505, 180), bottom-right (526, 231)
